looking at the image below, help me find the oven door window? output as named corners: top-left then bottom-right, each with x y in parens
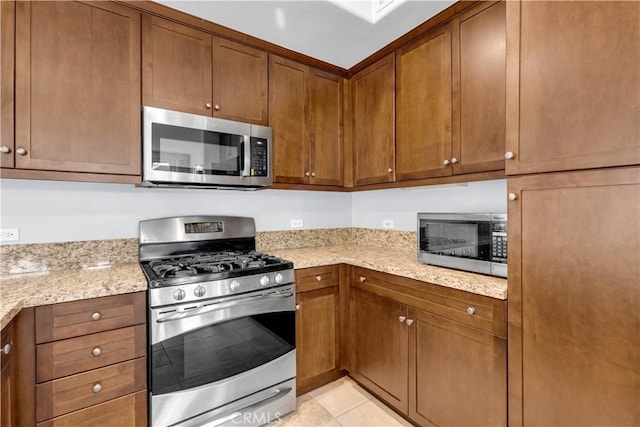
top-left (151, 312), bottom-right (295, 395)
top-left (419, 220), bottom-right (491, 261)
top-left (151, 123), bottom-right (243, 176)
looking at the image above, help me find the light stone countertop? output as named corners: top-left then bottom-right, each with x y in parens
top-left (0, 244), bottom-right (507, 329)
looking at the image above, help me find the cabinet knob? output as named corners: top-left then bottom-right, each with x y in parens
top-left (359, 276), bottom-right (366, 282)
top-left (92, 383), bottom-right (102, 393)
top-left (316, 275), bottom-right (322, 282)
top-left (311, 172), bottom-right (316, 177)
top-left (305, 171), bottom-right (310, 177)
top-left (0, 344), bottom-right (10, 355)
top-left (505, 151), bottom-right (515, 160)
top-left (451, 157), bottom-right (458, 164)
top-left (0, 146), bottom-right (10, 154)
top-left (398, 316), bottom-right (406, 323)
top-left (214, 104), bottom-right (221, 111)
top-left (295, 304), bottom-right (300, 311)
top-left (443, 159), bottom-right (450, 166)
top-left (508, 192), bottom-right (518, 201)
top-left (91, 312), bottom-right (101, 321)
top-left (466, 306), bottom-right (476, 315)
top-left (405, 319), bottom-right (414, 326)
top-left (16, 147), bottom-right (27, 156)
top-left (205, 102), bottom-right (212, 109)
top-left (92, 347), bottom-right (102, 357)
top-left (387, 167), bottom-right (393, 174)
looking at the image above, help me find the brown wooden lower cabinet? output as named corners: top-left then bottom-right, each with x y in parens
top-left (295, 265), bottom-right (342, 395)
top-left (1, 321), bottom-right (15, 427)
top-left (349, 267), bottom-right (507, 426)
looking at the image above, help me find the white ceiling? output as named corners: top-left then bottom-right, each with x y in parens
top-left (154, 0), bottom-right (456, 69)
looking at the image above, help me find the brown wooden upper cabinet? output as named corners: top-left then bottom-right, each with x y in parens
top-left (0, 0), bottom-right (14, 170)
top-left (269, 56), bottom-right (343, 186)
top-left (12, 1), bottom-right (141, 176)
top-left (351, 54), bottom-right (395, 186)
top-left (142, 15), bottom-right (268, 126)
top-left (505, 1), bottom-right (640, 175)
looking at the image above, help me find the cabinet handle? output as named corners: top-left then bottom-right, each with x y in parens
top-left (91, 312), bottom-right (101, 321)
top-left (387, 167), bottom-right (393, 174)
top-left (0, 344), bottom-right (10, 355)
top-left (406, 319), bottom-right (414, 326)
top-left (508, 192), bottom-right (518, 201)
top-left (359, 276), bottom-right (366, 282)
top-left (316, 275), bottom-right (322, 282)
top-left (505, 151), bottom-right (515, 160)
top-left (305, 172), bottom-right (310, 177)
top-left (0, 146), bottom-right (10, 154)
top-left (92, 347), bottom-right (102, 357)
top-left (398, 316), bottom-right (406, 323)
top-left (205, 102), bottom-right (212, 109)
top-left (295, 304), bottom-right (300, 311)
top-left (16, 147), bottom-right (27, 156)
top-left (443, 159), bottom-right (450, 166)
top-left (92, 383), bottom-right (102, 393)
top-left (214, 104), bottom-right (221, 111)
top-left (311, 172), bottom-right (316, 177)
top-left (466, 306), bottom-right (476, 315)
top-left (451, 157), bottom-right (458, 164)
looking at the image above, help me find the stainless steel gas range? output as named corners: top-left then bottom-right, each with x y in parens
top-left (139, 216), bottom-right (296, 427)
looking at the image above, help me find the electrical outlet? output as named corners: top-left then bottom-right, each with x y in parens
top-left (382, 220), bottom-right (394, 229)
top-left (0, 228), bottom-right (19, 242)
top-left (290, 219), bottom-right (303, 229)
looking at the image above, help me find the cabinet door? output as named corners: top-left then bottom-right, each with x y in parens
top-left (508, 168), bottom-right (640, 425)
top-left (296, 286), bottom-right (341, 395)
top-left (350, 287), bottom-right (408, 413)
top-left (452, 1), bottom-right (505, 175)
top-left (0, 0), bottom-right (14, 169)
top-left (506, 1), bottom-right (640, 175)
top-left (212, 38), bottom-right (268, 125)
top-left (352, 54), bottom-right (395, 186)
top-left (15, 1), bottom-right (141, 175)
top-left (408, 308), bottom-right (506, 427)
top-left (396, 25), bottom-right (452, 181)
top-left (1, 322), bottom-right (14, 427)
top-left (269, 56), bottom-right (309, 184)
top-left (142, 15), bottom-right (212, 116)
top-left (309, 69), bottom-right (343, 186)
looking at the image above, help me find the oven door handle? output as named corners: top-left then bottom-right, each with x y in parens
top-left (156, 292), bottom-right (294, 323)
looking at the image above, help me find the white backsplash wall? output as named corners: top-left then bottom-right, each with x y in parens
top-left (0, 179), bottom-right (351, 244)
top-left (351, 180), bottom-right (507, 231)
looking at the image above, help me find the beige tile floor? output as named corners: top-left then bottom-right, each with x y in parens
top-left (273, 377), bottom-right (413, 427)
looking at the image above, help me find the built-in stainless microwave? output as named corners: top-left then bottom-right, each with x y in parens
top-left (142, 106), bottom-right (272, 189)
top-left (417, 213), bottom-right (507, 278)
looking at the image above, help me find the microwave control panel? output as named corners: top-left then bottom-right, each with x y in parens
top-left (491, 220), bottom-right (507, 262)
top-left (250, 137), bottom-right (269, 177)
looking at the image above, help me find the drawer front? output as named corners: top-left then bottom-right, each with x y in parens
top-left (37, 325), bottom-right (146, 383)
top-left (352, 267), bottom-right (506, 337)
top-left (36, 292), bottom-right (146, 344)
top-left (36, 358), bottom-right (146, 422)
top-left (36, 390), bottom-right (147, 427)
top-left (296, 265), bottom-right (339, 293)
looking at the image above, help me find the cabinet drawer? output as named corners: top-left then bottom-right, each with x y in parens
top-left (36, 292), bottom-right (146, 344)
top-left (36, 358), bottom-right (146, 422)
top-left (352, 267), bottom-right (506, 337)
top-left (37, 325), bottom-right (146, 383)
top-left (36, 390), bottom-right (147, 427)
top-left (296, 265), bottom-right (339, 293)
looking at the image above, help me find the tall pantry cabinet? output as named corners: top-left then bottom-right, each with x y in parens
top-left (505, 1), bottom-right (640, 425)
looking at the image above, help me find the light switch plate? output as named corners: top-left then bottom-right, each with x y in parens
top-left (0, 228), bottom-right (20, 242)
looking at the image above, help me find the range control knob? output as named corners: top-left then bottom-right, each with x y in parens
top-left (194, 286), bottom-right (206, 298)
top-left (173, 288), bottom-right (186, 301)
top-left (229, 280), bottom-right (241, 292)
top-left (260, 275), bottom-right (270, 287)
top-left (274, 273), bottom-right (284, 284)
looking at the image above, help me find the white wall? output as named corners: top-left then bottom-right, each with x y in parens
top-left (0, 178), bottom-right (506, 244)
top-left (351, 180), bottom-right (507, 231)
top-left (0, 179), bottom-right (351, 244)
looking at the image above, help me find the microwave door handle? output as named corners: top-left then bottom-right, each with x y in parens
top-left (241, 135), bottom-right (251, 177)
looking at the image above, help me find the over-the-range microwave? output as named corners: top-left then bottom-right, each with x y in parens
top-left (417, 212), bottom-right (507, 278)
top-left (142, 106), bottom-right (272, 190)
